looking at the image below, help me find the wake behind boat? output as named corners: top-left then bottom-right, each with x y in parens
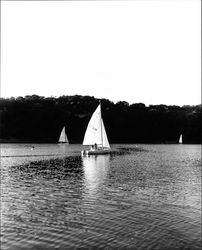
top-left (81, 103), bottom-right (110, 156)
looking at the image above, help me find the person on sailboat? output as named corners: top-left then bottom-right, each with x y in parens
top-left (94, 143), bottom-right (97, 150)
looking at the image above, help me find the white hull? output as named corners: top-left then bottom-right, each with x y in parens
top-left (81, 148), bottom-right (110, 156)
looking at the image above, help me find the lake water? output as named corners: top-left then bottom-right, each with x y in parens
top-left (0, 144), bottom-right (201, 250)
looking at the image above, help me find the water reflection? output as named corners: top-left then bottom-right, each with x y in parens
top-left (58, 143), bottom-right (69, 154)
top-left (82, 155), bottom-right (110, 197)
top-left (1, 145), bottom-right (201, 250)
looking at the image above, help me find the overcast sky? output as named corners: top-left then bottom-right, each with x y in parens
top-left (1, 0), bottom-right (201, 106)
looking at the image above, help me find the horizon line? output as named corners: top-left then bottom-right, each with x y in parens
top-left (0, 93), bottom-right (201, 108)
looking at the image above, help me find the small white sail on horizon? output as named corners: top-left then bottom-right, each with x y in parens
top-left (179, 134), bottom-right (182, 144)
top-left (83, 104), bottom-right (110, 149)
top-left (59, 126), bottom-right (69, 143)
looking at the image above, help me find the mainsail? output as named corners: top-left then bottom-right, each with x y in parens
top-left (59, 126), bottom-right (68, 143)
top-left (83, 104), bottom-right (110, 148)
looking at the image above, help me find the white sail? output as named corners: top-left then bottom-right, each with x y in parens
top-left (179, 134), bottom-right (182, 144)
top-left (83, 104), bottom-right (110, 148)
top-left (101, 119), bottom-right (110, 148)
top-left (59, 126), bottom-right (68, 143)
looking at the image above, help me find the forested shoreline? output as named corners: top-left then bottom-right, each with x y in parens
top-left (0, 95), bottom-right (201, 144)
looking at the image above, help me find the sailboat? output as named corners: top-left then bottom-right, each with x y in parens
top-left (179, 134), bottom-right (182, 144)
top-left (58, 126), bottom-right (69, 143)
top-left (81, 103), bottom-right (110, 156)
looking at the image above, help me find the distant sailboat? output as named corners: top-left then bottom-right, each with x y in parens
top-left (179, 134), bottom-right (182, 144)
top-left (81, 104), bottom-right (110, 155)
top-left (58, 126), bottom-right (68, 143)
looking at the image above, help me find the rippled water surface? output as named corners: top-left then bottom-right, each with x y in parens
top-left (1, 144), bottom-right (201, 250)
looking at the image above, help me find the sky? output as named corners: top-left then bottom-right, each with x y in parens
top-left (1, 0), bottom-right (201, 106)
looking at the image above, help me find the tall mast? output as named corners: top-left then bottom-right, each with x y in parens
top-left (100, 102), bottom-right (103, 148)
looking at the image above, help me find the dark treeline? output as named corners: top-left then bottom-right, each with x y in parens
top-left (0, 95), bottom-right (201, 144)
